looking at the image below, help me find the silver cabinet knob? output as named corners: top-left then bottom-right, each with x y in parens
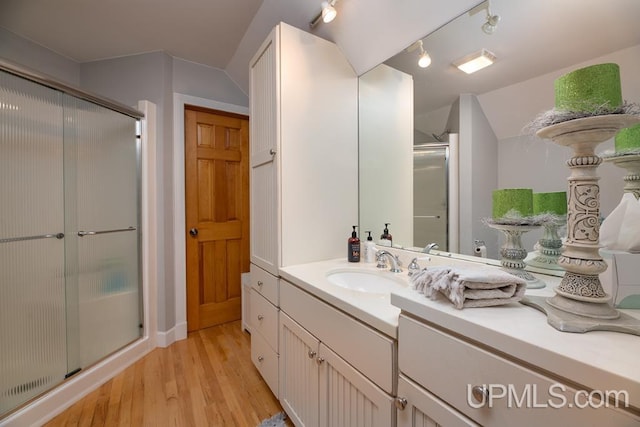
top-left (257, 280), bottom-right (263, 287)
top-left (308, 350), bottom-right (317, 359)
top-left (269, 149), bottom-right (276, 155)
top-left (257, 314), bottom-right (264, 321)
top-left (395, 397), bottom-right (408, 410)
top-left (471, 385), bottom-right (489, 406)
top-left (316, 357), bottom-right (325, 365)
top-left (258, 355), bottom-right (264, 362)
top-left (189, 228), bottom-right (198, 237)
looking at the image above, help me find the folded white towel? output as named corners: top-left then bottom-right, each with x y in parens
top-left (410, 266), bottom-right (527, 309)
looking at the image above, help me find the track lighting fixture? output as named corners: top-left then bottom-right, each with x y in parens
top-left (407, 40), bottom-right (432, 69)
top-left (482, 8), bottom-right (501, 35)
top-left (469, 0), bottom-right (501, 35)
top-left (310, 0), bottom-right (338, 28)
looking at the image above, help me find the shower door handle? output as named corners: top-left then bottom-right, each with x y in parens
top-left (0, 232), bottom-right (64, 244)
top-left (189, 228), bottom-right (198, 237)
top-left (77, 226), bottom-right (136, 237)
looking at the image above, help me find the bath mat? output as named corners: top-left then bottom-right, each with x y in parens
top-left (257, 412), bottom-right (287, 427)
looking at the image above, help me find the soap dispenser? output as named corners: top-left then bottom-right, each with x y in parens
top-left (348, 225), bottom-right (361, 262)
top-left (380, 223), bottom-right (392, 247)
top-left (363, 231), bottom-right (376, 263)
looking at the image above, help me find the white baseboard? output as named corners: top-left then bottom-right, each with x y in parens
top-left (156, 321), bottom-right (188, 348)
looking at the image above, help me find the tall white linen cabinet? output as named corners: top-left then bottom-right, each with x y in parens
top-left (248, 21), bottom-right (359, 404)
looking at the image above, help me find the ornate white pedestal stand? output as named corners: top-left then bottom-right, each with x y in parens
top-left (527, 217), bottom-right (566, 271)
top-left (603, 153), bottom-right (640, 199)
top-left (487, 222), bottom-right (545, 289)
top-left (522, 115), bottom-right (640, 335)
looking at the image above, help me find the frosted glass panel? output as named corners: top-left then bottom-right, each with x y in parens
top-left (63, 95), bottom-right (141, 370)
top-left (413, 146), bottom-right (448, 250)
top-left (0, 71), bottom-right (67, 414)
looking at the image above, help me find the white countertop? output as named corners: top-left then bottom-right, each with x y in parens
top-left (280, 252), bottom-right (640, 409)
top-left (391, 273), bottom-right (640, 410)
top-left (279, 258), bottom-right (406, 338)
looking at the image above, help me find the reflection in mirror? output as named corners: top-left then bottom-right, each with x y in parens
top-left (358, 0), bottom-right (640, 263)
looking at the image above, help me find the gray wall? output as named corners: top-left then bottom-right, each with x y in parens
top-left (1, 30), bottom-right (249, 333)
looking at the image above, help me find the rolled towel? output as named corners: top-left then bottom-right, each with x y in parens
top-left (410, 266), bottom-right (527, 309)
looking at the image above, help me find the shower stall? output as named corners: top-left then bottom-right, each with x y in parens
top-left (0, 64), bottom-right (143, 417)
top-left (413, 140), bottom-right (454, 252)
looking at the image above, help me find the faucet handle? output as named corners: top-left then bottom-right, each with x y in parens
top-left (407, 258), bottom-right (420, 276)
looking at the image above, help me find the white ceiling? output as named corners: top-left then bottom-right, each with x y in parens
top-left (2, 0), bottom-right (637, 110)
top-left (384, 0), bottom-right (640, 116)
top-left (0, 0), bottom-right (479, 93)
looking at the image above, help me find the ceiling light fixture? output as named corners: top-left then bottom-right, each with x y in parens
top-left (482, 8), bottom-right (501, 35)
top-left (452, 48), bottom-right (496, 74)
top-left (407, 40), bottom-right (432, 69)
top-left (469, 0), bottom-right (501, 35)
top-left (310, 1), bottom-right (338, 28)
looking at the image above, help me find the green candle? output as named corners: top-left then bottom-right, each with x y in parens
top-left (492, 188), bottom-right (533, 219)
top-left (533, 192), bottom-right (567, 215)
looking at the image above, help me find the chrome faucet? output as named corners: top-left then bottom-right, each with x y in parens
top-left (423, 242), bottom-right (439, 254)
top-left (376, 250), bottom-right (402, 273)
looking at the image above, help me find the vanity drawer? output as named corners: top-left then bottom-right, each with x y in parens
top-left (280, 279), bottom-right (395, 394)
top-left (250, 288), bottom-right (278, 352)
top-left (251, 329), bottom-right (279, 398)
top-left (251, 263), bottom-right (279, 305)
top-left (398, 315), bottom-right (640, 426)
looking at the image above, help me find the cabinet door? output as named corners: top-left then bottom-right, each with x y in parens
top-left (397, 375), bottom-right (478, 427)
top-left (279, 313), bottom-right (320, 427)
top-left (319, 343), bottom-right (394, 427)
top-left (249, 26), bottom-right (279, 275)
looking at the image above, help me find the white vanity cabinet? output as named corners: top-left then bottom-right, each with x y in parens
top-left (396, 313), bottom-right (640, 427)
top-left (279, 279), bottom-right (395, 427)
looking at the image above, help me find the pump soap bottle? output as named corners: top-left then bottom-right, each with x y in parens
top-left (364, 231), bottom-right (376, 263)
top-left (380, 223), bottom-right (392, 247)
top-left (348, 225), bottom-right (361, 262)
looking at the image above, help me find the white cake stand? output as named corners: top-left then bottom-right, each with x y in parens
top-left (522, 114), bottom-right (640, 335)
top-left (603, 152), bottom-right (640, 199)
top-left (486, 221), bottom-right (545, 289)
top-left (527, 216), bottom-right (566, 271)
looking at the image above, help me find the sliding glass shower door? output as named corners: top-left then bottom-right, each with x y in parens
top-left (0, 71), bottom-right (68, 415)
top-left (0, 69), bottom-right (142, 416)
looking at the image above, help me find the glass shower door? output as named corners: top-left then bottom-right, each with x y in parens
top-left (0, 72), bottom-right (68, 414)
top-left (63, 95), bottom-right (141, 371)
top-left (413, 144), bottom-right (449, 250)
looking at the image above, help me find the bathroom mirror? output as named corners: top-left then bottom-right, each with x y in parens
top-left (359, 0), bottom-right (640, 261)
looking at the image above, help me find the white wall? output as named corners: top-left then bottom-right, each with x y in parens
top-left (359, 64), bottom-right (414, 247)
top-left (459, 94), bottom-right (499, 258)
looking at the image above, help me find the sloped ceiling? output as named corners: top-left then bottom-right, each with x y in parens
top-left (0, 0), bottom-right (479, 93)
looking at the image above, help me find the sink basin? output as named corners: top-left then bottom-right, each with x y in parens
top-left (326, 269), bottom-right (407, 295)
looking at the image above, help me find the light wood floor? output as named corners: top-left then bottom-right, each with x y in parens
top-left (44, 321), bottom-right (289, 426)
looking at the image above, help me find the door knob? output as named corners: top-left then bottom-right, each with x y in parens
top-left (189, 228), bottom-right (198, 237)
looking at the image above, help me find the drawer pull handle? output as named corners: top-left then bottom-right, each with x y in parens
top-left (395, 397), bottom-right (407, 410)
top-left (257, 280), bottom-right (264, 287)
top-left (316, 357), bottom-right (325, 365)
top-left (308, 350), bottom-right (317, 359)
top-left (258, 355), bottom-right (264, 362)
top-left (471, 385), bottom-right (489, 406)
top-left (257, 314), bottom-right (264, 321)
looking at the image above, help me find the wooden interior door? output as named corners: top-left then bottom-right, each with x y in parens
top-left (185, 106), bottom-right (249, 331)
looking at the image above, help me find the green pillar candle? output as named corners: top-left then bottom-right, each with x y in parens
top-left (533, 192), bottom-right (567, 215)
top-left (615, 123), bottom-right (640, 154)
top-left (554, 63), bottom-right (622, 113)
top-left (492, 188), bottom-right (533, 219)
